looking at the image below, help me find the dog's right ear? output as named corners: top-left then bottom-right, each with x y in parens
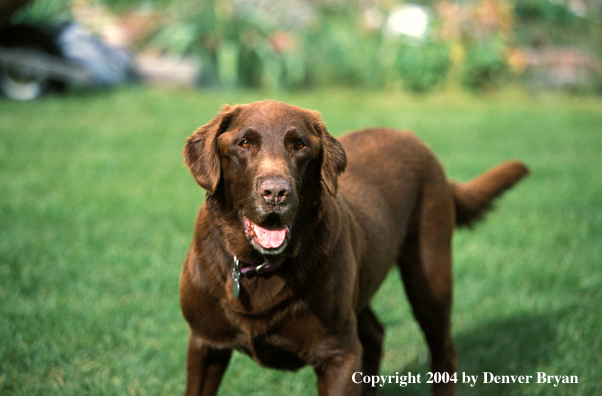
top-left (183, 104), bottom-right (240, 194)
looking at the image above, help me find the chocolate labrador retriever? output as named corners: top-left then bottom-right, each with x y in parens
top-left (180, 100), bottom-right (528, 396)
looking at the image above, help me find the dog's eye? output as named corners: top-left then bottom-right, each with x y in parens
top-left (295, 141), bottom-right (306, 150)
top-left (240, 139), bottom-right (250, 149)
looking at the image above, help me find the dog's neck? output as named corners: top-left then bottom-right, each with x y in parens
top-left (234, 255), bottom-right (285, 276)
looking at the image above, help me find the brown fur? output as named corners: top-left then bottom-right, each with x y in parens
top-left (180, 100), bottom-right (529, 396)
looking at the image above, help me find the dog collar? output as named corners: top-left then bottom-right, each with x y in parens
top-left (231, 256), bottom-right (284, 299)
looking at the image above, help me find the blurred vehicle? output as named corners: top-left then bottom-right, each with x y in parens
top-left (0, 22), bottom-right (138, 100)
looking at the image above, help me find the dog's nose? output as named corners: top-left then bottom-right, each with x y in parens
top-left (259, 177), bottom-right (290, 205)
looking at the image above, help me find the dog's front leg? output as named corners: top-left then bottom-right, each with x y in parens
top-left (314, 337), bottom-right (362, 396)
top-left (184, 333), bottom-right (232, 396)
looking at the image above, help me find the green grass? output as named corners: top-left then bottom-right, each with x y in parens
top-left (1, 87), bottom-right (601, 395)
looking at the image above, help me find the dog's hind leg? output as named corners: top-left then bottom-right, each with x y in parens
top-left (396, 171), bottom-right (457, 396)
top-left (357, 306), bottom-right (384, 395)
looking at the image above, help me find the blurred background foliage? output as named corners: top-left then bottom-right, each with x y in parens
top-left (8, 0), bottom-right (602, 93)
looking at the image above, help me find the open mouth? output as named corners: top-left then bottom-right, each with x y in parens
top-left (243, 214), bottom-right (290, 254)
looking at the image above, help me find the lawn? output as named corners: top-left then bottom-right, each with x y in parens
top-left (1, 87), bottom-right (601, 395)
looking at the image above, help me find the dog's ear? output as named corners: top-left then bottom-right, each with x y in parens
top-left (310, 111), bottom-right (347, 197)
top-left (183, 104), bottom-right (240, 194)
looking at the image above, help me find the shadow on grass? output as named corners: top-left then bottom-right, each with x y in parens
top-left (378, 311), bottom-right (561, 396)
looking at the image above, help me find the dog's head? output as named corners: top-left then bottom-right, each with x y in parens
top-left (183, 100), bottom-right (347, 256)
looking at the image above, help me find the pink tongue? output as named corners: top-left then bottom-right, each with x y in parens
top-left (252, 224), bottom-right (288, 249)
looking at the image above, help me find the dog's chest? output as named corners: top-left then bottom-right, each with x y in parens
top-left (229, 312), bottom-right (315, 371)
top-left (242, 337), bottom-right (307, 371)
top-left (222, 281), bottom-right (327, 371)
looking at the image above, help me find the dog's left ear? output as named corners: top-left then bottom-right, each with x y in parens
top-left (309, 111), bottom-right (347, 197)
top-left (183, 104), bottom-right (241, 194)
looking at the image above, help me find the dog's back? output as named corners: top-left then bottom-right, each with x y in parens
top-left (337, 128), bottom-right (528, 309)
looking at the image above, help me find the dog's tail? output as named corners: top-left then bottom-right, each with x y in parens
top-left (450, 160), bottom-right (529, 228)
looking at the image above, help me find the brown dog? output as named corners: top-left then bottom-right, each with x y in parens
top-left (180, 100), bottom-right (528, 396)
